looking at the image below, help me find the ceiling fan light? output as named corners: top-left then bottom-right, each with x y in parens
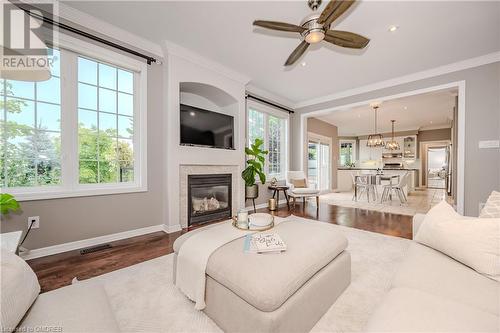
top-left (304, 29), bottom-right (325, 44)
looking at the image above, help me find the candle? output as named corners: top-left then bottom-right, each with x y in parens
top-left (237, 210), bottom-right (248, 228)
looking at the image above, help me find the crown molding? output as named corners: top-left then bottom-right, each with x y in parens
top-left (245, 84), bottom-right (295, 110)
top-left (53, 0), bottom-right (163, 58)
top-left (163, 41), bottom-right (251, 85)
top-left (295, 51), bottom-right (500, 109)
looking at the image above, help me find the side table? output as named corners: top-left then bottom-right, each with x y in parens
top-left (268, 185), bottom-right (290, 210)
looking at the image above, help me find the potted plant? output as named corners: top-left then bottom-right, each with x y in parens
top-left (0, 193), bottom-right (20, 215)
top-left (242, 138), bottom-right (268, 199)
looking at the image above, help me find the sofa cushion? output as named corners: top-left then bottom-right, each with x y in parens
top-left (415, 201), bottom-right (500, 281)
top-left (206, 220), bottom-right (348, 312)
top-left (480, 191), bottom-right (500, 218)
top-left (365, 287), bottom-right (499, 332)
top-left (0, 251), bottom-right (40, 332)
top-left (290, 187), bottom-right (319, 195)
top-left (393, 242), bottom-right (499, 315)
top-left (19, 281), bottom-right (120, 333)
top-left (291, 178), bottom-right (307, 188)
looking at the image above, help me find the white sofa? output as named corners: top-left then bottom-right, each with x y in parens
top-left (365, 214), bottom-right (500, 332)
top-left (0, 250), bottom-right (119, 333)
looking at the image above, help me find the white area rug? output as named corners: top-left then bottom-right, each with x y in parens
top-left (89, 216), bottom-right (411, 332)
top-left (320, 189), bottom-right (447, 216)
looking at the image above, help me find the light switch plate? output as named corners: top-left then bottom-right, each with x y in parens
top-left (478, 140), bottom-right (500, 149)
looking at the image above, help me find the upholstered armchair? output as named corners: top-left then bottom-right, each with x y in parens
top-left (286, 171), bottom-right (321, 208)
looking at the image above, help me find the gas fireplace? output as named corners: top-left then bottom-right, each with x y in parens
top-left (188, 174), bottom-right (232, 226)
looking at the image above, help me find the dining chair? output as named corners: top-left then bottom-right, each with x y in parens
top-left (381, 172), bottom-right (408, 204)
top-left (351, 172), bottom-right (373, 201)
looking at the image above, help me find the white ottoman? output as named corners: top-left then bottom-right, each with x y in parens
top-left (174, 219), bottom-right (351, 333)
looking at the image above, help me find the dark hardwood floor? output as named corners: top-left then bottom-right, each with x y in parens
top-left (27, 202), bottom-right (412, 293)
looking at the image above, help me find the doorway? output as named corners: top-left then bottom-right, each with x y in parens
top-left (426, 146), bottom-right (450, 190)
top-left (308, 134), bottom-right (331, 191)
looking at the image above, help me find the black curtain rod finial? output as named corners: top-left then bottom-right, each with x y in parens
top-left (246, 93), bottom-right (294, 114)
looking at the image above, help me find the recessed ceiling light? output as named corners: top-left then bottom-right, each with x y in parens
top-left (301, 62), bottom-right (306, 67)
top-left (189, 111), bottom-right (196, 117)
top-left (403, 106), bottom-right (408, 110)
top-left (388, 25), bottom-right (399, 32)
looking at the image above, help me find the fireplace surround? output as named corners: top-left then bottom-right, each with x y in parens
top-left (188, 174), bottom-right (232, 226)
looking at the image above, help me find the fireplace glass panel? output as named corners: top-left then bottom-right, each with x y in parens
top-left (191, 185), bottom-right (229, 215)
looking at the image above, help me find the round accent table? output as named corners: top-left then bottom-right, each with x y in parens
top-left (268, 185), bottom-right (290, 210)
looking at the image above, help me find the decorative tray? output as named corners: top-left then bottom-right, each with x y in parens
top-left (231, 216), bottom-right (274, 231)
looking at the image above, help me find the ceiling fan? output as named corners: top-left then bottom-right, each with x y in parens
top-left (253, 0), bottom-right (370, 66)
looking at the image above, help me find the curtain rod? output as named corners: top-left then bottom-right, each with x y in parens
top-left (245, 94), bottom-right (294, 114)
top-left (11, 1), bottom-right (158, 65)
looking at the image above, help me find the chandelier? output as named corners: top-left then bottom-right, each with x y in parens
top-left (385, 120), bottom-right (400, 150)
top-left (367, 103), bottom-right (384, 148)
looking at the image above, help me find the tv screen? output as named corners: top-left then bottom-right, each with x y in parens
top-left (180, 104), bottom-right (234, 149)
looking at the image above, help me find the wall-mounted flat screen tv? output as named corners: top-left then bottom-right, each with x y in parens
top-left (180, 104), bottom-right (234, 149)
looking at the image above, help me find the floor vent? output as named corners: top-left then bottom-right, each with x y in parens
top-left (80, 244), bottom-right (112, 255)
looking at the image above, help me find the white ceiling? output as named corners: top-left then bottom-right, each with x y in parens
top-left (316, 88), bottom-right (457, 136)
top-left (63, 1), bottom-right (500, 104)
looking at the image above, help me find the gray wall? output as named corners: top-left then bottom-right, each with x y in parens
top-left (307, 118), bottom-right (339, 190)
top-left (1, 65), bottom-right (165, 249)
top-left (292, 62), bottom-right (500, 216)
top-left (419, 128), bottom-right (452, 142)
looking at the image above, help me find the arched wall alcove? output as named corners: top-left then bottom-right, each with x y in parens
top-left (179, 81), bottom-right (240, 149)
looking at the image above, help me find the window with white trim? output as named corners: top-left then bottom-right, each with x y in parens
top-left (1, 37), bottom-right (147, 200)
top-left (247, 103), bottom-right (288, 179)
top-left (339, 139), bottom-right (356, 167)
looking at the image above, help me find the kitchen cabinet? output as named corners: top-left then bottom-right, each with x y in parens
top-left (403, 136), bottom-right (417, 159)
top-left (337, 169), bottom-right (354, 192)
top-left (359, 139), bottom-right (383, 162)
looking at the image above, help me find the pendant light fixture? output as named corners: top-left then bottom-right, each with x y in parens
top-left (367, 102), bottom-right (384, 148)
top-left (385, 120), bottom-right (400, 150)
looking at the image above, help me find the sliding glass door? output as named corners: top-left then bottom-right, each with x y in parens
top-left (308, 135), bottom-right (331, 191)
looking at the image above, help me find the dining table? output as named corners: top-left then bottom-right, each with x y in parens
top-left (354, 174), bottom-right (400, 202)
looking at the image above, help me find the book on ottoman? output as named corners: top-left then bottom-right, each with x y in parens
top-left (244, 233), bottom-right (287, 254)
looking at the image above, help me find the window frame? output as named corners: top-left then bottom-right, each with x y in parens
top-left (338, 139), bottom-right (357, 167)
top-left (2, 34), bottom-right (148, 201)
top-left (246, 100), bottom-right (289, 181)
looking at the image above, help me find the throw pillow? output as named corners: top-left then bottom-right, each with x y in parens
top-left (480, 191), bottom-right (500, 218)
top-left (1, 251), bottom-right (40, 332)
top-left (292, 179), bottom-right (307, 188)
top-left (415, 201), bottom-right (500, 282)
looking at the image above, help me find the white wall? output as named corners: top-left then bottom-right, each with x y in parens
top-left (162, 43), bottom-right (248, 231)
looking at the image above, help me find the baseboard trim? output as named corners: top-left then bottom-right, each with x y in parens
top-left (245, 199), bottom-right (288, 211)
top-left (164, 223), bottom-right (182, 233)
top-left (21, 224), bottom-right (167, 260)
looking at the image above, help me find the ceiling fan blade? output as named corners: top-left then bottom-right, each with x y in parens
top-left (324, 30), bottom-right (370, 49)
top-left (253, 20), bottom-right (305, 33)
top-left (318, 0), bottom-right (356, 27)
top-left (285, 41), bottom-right (309, 66)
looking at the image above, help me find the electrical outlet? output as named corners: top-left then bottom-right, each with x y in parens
top-left (28, 216), bottom-right (40, 229)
